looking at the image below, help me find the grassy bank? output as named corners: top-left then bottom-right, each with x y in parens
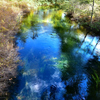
top-left (0, 0), bottom-right (35, 98)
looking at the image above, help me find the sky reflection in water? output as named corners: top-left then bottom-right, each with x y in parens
top-left (13, 9), bottom-right (100, 100)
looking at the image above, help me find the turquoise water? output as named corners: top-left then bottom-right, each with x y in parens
top-left (9, 9), bottom-right (100, 100)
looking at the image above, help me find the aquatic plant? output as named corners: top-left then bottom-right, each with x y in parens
top-left (92, 70), bottom-right (100, 89)
top-left (51, 10), bottom-right (71, 30)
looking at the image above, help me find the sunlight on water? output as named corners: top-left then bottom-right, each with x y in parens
top-left (78, 33), bottom-right (100, 58)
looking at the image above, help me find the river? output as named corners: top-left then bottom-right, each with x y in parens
top-left (9, 9), bottom-right (100, 100)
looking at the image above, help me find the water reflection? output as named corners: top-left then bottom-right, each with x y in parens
top-left (11, 9), bottom-right (100, 100)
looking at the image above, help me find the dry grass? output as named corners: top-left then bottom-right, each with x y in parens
top-left (0, 0), bottom-right (34, 98)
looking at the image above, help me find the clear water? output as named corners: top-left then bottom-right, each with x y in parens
top-left (9, 9), bottom-right (100, 100)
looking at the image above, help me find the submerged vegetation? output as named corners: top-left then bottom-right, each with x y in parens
top-left (0, 0), bottom-right (100, 99)
top-left (15, 7), bottom-right (100, 99)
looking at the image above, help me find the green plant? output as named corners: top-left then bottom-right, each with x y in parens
top-left (92, 70), bottom-right (100, 89)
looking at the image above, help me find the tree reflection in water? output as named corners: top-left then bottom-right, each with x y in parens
top-left (12, 9), bottom-right (100, 100)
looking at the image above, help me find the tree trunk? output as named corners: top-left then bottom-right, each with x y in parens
top-left (91, 0), bottom-right (94, 24)
top-left (92, 38), bottom-right (100, 55)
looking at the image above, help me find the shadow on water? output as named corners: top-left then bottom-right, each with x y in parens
top-left (9, 9), bottom-right (100, 100)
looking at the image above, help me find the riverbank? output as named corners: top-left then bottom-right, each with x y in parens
top-left (0, 0), bottom-right (34, 99)
top-left (61, 1), bottom-right (100, 36)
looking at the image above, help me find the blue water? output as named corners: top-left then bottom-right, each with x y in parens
top-left (10, 9), bottom-right (100, 100)
top-left (16, 22), bottom-right (65, 100)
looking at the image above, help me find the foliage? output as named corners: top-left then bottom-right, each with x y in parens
top-left (79, 0), bottom-right (91, 4)
top-left (51, 10), bottom-right (71, 29)
top-left (20, 11), bottom-right (38, 32)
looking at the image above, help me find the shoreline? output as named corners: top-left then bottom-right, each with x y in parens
top-left (0, 0), bottom-right (33, 99)
top-left (63, 2), bottom-right (100, 36)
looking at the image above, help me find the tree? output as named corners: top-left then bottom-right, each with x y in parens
top-left (91, 0), bottom-right (94, 24)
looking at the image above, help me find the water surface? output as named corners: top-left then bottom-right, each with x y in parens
top-left (10, 9), bottom-right (100, 100)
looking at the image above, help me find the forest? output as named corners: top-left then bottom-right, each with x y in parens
top-left (0, 0), bottom-right (100, 100)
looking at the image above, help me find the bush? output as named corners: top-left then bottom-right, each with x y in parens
top-left (79, 0), bottom-right (91, 4)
